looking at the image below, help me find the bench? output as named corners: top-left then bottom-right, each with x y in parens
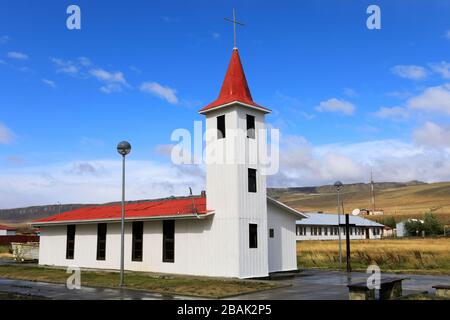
top-left (433, 285), bottom-right (450, 298)
top-left (348, 277), bottom-right (408, 300)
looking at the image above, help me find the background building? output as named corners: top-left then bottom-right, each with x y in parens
top-left (0, 225), bottom-right (17, 236)
top-left (296, 213), bottom-right (384, 241)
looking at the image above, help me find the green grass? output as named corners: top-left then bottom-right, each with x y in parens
top-left (0, 265), bottom-right (281, 298)
top-left (0, 245), bottom-right (12, 259)
top-left (0, 245), bottom-right (11, 254)
top-left (397, 293), bottom-right (450, 300)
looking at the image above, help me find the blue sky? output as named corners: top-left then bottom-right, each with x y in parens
top-left (1, 0), bottom-right (450, 208)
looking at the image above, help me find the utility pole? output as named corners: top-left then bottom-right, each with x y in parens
top-left (370, 169), bottom-right (376, 214)
top-left (117, 141), bottom-right (131, 288)
top-left (345, 213), bottom-right (351, 273)
top-left (334, 181), bottom-right (343, 269)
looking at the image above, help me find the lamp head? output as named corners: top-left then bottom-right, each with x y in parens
top-left (117, 141), bottom-right (131, 156)
top-left (334, 181), bottom-right (343, 191)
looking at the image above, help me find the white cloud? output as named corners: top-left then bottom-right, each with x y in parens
top-left (316, 98), bottom-right (355, 115)
top-left (140, 82), bottom-right (179, 104)
top-left (78, 57), bottom-right (91, 66)
top-left (374, 106), bottom-right (409, 120)
top-left (445, 30), bottom-right (450, 39)
top-left (0, 123), bottom-right (14, 144)
top-left (407, 83), bottom-right (450, 115)
top-left (269, 136), bottom-right (450, 187)
top-left (3, 135), bottom-right (450, 208)
top-left (7, 51), bottom-right (28, 60)
top-left (211, 32), bottom-right (220, 39)
top-left (430, 61), bottom-right (450, 79)
top-left (50, 57), bottom-right (79, 74)
top-left (0, 160), bottom-right (205, 209)
top-left (0, 35), bottom-right (10, 44)
top-left (90, 68), bottom-right (128, 93)
top-left (130, 65), bottom-right (142, 74)
top-left (391, 65), bottom-right (427, 80)
top-left (413, 122), bottom-right (450, 148)
top-left (386, 91), bottom-right (412, 99)
top-left (90, 69), bottom-right (126, 84)
top-left (42, 79), bottom-right (56, 88)
top-left (343, 88), bottom-right (358, 97)
top-left (154, 144), bottom-right (175, 156)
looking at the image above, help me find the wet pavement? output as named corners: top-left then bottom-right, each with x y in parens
top-left (0, 266), bottom-right (449, 300)
top-left (231, 269), bottom-right (450, 300)
top-left (0, 278), bottom-right (198, 300)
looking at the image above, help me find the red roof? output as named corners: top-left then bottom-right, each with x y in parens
top-left (32, 197), bottom-right (211, 225)
top-left (199, 48), bottom-right (270, 114)
top-left (0, 224), bottom-right (17, 231)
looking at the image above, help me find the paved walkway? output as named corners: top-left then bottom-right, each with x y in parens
top-left (0, 278), bottom-right (198, 300)
top-left (0, 268), bottom-right (448, 300)
top-left (231, 269), bottom-right (450, 300)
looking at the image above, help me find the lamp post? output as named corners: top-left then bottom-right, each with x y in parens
top-left (117, 141), bottom-right (131, 287)
top-left (334, 181), bottom-right (343, 269)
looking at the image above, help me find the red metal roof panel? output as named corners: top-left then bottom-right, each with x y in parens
top-left (33, 197), bottom-right (210, 224)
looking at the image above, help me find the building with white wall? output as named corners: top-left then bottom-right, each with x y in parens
top-left (396, 219), bottom-right (424, 237)
top-left (0, 225), bottom-right (17, 236)
top-left (32, 47), bottom-right (307, 279)
top-left (296, 213), bottom-right (384, 241)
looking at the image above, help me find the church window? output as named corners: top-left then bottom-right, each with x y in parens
top-left (249, 224), bottom-right (258, 248)
top-left (217, 115), bottom-right (226, 139)
top-left (66, 225), bottom-right (76, 260)
top-left (246, 114), bottom-right (255, 139)
top-left (132, 221), bottom-right (143, 262)
top-left (163, 220), bottom-right (175, 263)
top-left (269, 228), bottom-right (274, 238)
top-left (96, 223), bottom-right (107, 261)
top-left (248, 168), bottom-right (257, 193)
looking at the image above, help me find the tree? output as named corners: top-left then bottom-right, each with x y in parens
top-left (404, 219), bottom-right (424, 236)
top-left (423, 212), bottom-right (443, 236)
top-left (379, 216), bottom-right (396, 229)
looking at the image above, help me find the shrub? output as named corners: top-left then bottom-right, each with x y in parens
top-left (405, 219), bottom-right (424, 236)
top-left (423, 212), bottom-right (444, 236)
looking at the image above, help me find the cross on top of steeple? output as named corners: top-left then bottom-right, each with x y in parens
top-left (224, 9), bottom-right (244, 49)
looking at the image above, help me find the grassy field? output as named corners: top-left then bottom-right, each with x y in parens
top-left (0, 245), bottom-right (12, 259)
top-left (271, 181), bottom-right (450, 225)
top-left (297, 238), bottom-right (450, 275)
top-left (0, 265), bottom-right (280, 298)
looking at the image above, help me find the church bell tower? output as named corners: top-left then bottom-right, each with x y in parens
top-left (199, 48), bottom-right (271, 278)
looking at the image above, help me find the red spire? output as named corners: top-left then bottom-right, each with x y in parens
top-left (199, 49), bottom-right (270, 114)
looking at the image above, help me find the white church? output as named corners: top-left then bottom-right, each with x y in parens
top-left (32, 47), bottom-right (307, 279)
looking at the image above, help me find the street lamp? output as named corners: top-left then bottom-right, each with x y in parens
top-left (117, 141), bottom-right (131, 287)
top-left (334, 181), bottom-right (343, 269)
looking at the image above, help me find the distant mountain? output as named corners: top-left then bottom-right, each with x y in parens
top-left (268, 181), bottom-right (450, 224)
top-left (0, 197), bottom-right (196, 224)
top-left (1, 180), bottom-right (449, 225)
top-left (0, 204), bottom-right (93, 224)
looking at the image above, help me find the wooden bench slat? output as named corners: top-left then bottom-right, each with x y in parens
top-left (432, 285), bottom-right (450, 289)
top-left (348, 277), bottom-right (408, 289)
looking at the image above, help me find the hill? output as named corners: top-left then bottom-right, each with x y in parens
top-left (268, 181), bottom-right (450, 224)
top-left (1, 181), bottom-right (450, 225)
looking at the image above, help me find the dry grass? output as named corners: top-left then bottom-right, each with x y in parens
top-left (297, 238), bottom-right (450, 275)
top-left (275, 182), bottom-right (450, 225)
top-left (0, 245), bottom-right (12, 259)
top-left (0, 265), bottom-right (280, 298)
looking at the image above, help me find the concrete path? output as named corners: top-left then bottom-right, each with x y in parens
top-left (0, 268), bottom-right (449, 300)
top-left (0, 278), bottom-right (197, 300)
top-left (232, 269), bottom-right (450, 300)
